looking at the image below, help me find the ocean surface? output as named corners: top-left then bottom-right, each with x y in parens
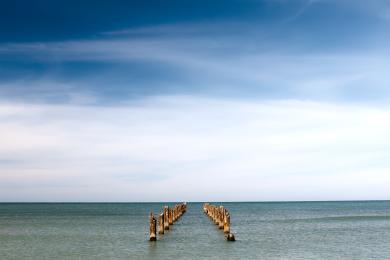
top-left (1, 201), bottom-right (390, 259)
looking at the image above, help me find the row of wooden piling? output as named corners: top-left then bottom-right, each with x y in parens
top-left (149, 202), bottom-right (187, 241)
top-left (203, 203), bottom-right (235, 241)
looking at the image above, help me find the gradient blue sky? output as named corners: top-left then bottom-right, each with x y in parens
top-left (1, 0), bottom-right (390, 201)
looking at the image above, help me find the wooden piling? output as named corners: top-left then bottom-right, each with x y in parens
top-left (158, 213), bottom-right (164, 235)
top-left (173, 205), bottom-right (177, 222)
top-left (164, 206), bottom-right (169, 230)
top-left (223, 212), bottom-right (230, 234)
top-left (148, 202), bottom-right (187, 241)
top-left (168, 207), bottom-right (173, 225)
top-left (149, 212), bottom-right (157, 241)
top-left (203, 203), bottom-right (235, 242)
top-left (219, 206), bottom-right (224, 229)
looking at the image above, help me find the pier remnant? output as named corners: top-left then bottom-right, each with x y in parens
top-left (164, 206), bottom-right (170, 230)
top-left (203, 203), bottom-right (235, 241)
top-left (149, 212), bottom-right (157, 241)
top-left (223, 212), bottom-right (230, 234)
top-left (168, 207), bottom-right (173, 225)
top-left (158, 213), bottom-right (164, 235)
top-left (219, 206), bottom-right (224, 229)
top-left (148, 202), bottom-right (187, 241)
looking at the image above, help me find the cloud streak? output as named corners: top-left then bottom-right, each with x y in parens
top-left (1, 33), bottom-right (390, 104)
top-left (2, 4), bottom-right (390, 104)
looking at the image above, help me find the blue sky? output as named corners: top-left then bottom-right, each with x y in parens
top-left (1, 0), bottom-right (390, 201)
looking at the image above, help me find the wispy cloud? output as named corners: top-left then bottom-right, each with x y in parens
top-left (1, 31), bottom-right (390, 104)
top-left (282, 0), bottom-right (319, 22)
top-left (2, 2), bottom-right (390, 104)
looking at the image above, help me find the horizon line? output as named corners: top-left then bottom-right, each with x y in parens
top-left (1, 199), bottom-right (390, 203)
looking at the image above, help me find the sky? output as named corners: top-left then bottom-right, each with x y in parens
top-left (1, 0), bottom-right (390, 202)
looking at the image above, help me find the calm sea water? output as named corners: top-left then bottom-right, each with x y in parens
top-left (1, 201), bottom-right (390, 259)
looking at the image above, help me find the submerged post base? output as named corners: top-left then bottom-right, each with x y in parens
top-left (226, 233), bottom-right (235, 241)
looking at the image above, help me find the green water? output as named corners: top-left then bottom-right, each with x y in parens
top-left (1, 201), bottom-right (390, 259)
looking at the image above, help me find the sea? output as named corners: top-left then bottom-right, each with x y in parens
top-left (1, 201), bottom-right (390, 259)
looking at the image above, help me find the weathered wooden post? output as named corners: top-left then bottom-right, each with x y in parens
top-left (203, 203), bottom-right (236, 242)
top-left (158, 213), bottom-right (164, 235)
top-left (164, 206), bottom-right (169, 230)
top-left (203, 203), bottom-right (209, 214)
top-left (214, 207), bottom-right (219, 225)
top-left (168, 207), bottom-right (173, 225)
top-left (173, 205), bottom-right (177, 222)
top-left (219, 206), bottom-right (224, 229)
top-left (148, 203), bottom-right (189, 242)
top-left (149, 212), bottom-right (157, 241)
top-left (223, 212), bottom-right (230, 234)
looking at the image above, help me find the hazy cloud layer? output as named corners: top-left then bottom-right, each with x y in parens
top-left (1, 96), bottom-right (390, 201)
